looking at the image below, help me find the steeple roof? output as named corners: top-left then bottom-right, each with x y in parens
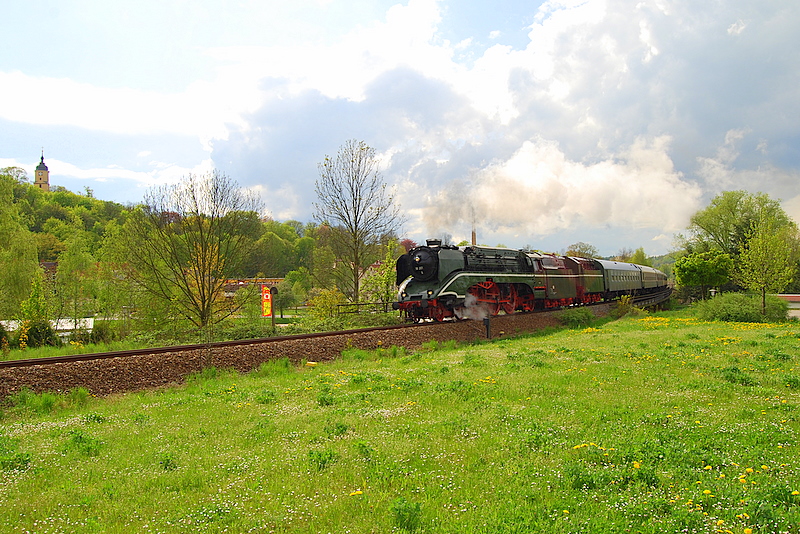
top-left (36, 152), bottom-right (48, 172)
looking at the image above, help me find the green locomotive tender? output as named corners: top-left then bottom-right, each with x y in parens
top-left (394, 239), bottom-right (667, 322)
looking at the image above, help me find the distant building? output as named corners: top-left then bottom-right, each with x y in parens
top-left (34, 152), bottom-right (50, 191)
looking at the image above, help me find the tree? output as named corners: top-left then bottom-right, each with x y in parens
top-left (686, 191), bottom-right (793, 258)
top-left (314, 139), bottom-right (404, 302)
top-left (0, 172), bottom-right (39, 318)
top-left (737, 213), bottom-right (796, 314)
top-left (613, 248), bottom-right (633, 262)
top-left (121, 171), bottom-right (260, 328)
top-left (360, 240), bottom-right (402, 309)
top-left (274, 279), bottom-right (297, 318)
top-left (565, 241), bottom-right (599, 258)
top-left (629, 247), bottom-right (652, 267)
top-left (54, 232), bottom-right (97, 329)
top-left (0, 166), bottom-right (28, 184)
top-left (400, 238), bottom-right (418, 252)
top-left (674, 251), bottom-right (733, 299)
top-left (18, 268), bottom-right (59, 348)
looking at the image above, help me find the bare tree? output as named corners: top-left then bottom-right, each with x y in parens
top-left (565, 241), bottom-right (599, 258)
top-left (122, 171), bottom-right (261, 328)
top-left (314, 139), bottom-right (404, 301)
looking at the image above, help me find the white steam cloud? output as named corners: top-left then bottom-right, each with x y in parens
top-left (423, 136), bottom-right (702, 237)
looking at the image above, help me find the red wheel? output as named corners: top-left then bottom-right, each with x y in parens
top-left (500, 284), bottom-right (518, 314)
top-left (468, 281), bottom-right (501, 316)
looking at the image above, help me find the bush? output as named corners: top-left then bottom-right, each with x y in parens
top-left (559, 307), bottom-right (596, 328)
top-left (24, 320), bottom-right (59, 348)
top-left (90, 321), bottom-right (117, 344)
top-left (694, 293), bottom-right (788, 323)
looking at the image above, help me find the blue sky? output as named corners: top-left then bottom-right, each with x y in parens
top-left (2, 0), bottom-right (799, 256)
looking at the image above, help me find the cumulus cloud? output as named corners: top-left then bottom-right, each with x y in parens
top-left (3, 0), bottom-right (800, 253)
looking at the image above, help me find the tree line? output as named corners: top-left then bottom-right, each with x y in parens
top-left (0, 139), bottom-right (405, 348)
top-left (2, 138), bottom-right (797, 349)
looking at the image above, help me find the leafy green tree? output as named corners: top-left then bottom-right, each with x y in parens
top-left (314, 139), bottom-right (404, 301)
top-left (306, 288), bottom-right (347, 320)
top-left (0, 166), bottom-right (28, 184)
top-left (0, 173), bottom-right (39, 318)
top-left (19, 268), bottom-right (51, 324)
top-left (121, 171), bottom-right (260, 328)
top-left (360, 240), bottom-right (402, 308)
top-left (736, 214), bottom-right (797, 314)
top-left (686, 191), bottom-right (793, 258)
top-left (274, 280), bottom-right (297, 317)
top-left (629, 247), bottom-right (652, 266)
top-left (54, 232), bottom-right (97, 329)
top-left (674, 251), bottom-right (733, 299)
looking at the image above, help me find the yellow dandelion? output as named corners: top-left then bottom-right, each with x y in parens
top-left (349, 490), bottom-right (363, 496)
top-left (633, 461), bottom-right (641, 469)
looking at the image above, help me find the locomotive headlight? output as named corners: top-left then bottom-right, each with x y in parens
top-left (397, 277), bottom-right (412, 300)
top-left (427, 290), bottom-right (434, 297)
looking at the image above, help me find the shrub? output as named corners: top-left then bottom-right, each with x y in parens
top-left (25, 320), bottom-right (59, 348)
top-left (90, 321), bottom-right (117, 344)
top-left (611, 295), bottom-right (644, 319)
top-left (694, 293), bottom-right (788, 323)
top-left (559, 307), bottom-right (595, 328)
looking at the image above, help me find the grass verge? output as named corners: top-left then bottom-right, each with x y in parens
top-left (0, 311), bottom-right (798, 533)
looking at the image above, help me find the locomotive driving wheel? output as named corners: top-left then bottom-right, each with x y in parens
top-left (500, 284), bottom-right (518, 314)
top-left (467, 281), bottom-right (501, 316)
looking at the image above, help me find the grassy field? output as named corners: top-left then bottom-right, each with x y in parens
top-left (1, 311), bottom-right (798, 533)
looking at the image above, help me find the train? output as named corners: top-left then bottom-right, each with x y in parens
top-left (394, 239), bottom-right (668, 321)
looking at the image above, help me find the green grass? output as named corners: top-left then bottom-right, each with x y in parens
top-left (1, 311), bottom-right (799, 533)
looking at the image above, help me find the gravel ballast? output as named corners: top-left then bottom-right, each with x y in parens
top-left (0, 305), bottom-right (610, 398)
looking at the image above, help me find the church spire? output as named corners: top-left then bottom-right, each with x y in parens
top-left (34, 151), bottom-right (50, 191)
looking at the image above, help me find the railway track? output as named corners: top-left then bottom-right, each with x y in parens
top-left (0, 289), bottom-right (670, 398)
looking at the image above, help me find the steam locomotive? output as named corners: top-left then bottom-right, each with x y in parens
top-left (394, 239), bottom-right (667, 322)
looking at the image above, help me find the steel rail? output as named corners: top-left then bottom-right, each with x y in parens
top-left (0, 323), bottom-right (422, 370)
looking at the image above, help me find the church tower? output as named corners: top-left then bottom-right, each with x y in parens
top-left (34, 152), bottom-right (50, 192)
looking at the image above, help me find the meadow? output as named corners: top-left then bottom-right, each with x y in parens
top-left (1, 311), bottom-right (798, 533)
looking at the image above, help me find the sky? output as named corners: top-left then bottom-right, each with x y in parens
top-left (1, 0), bottom-right (799, 257)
